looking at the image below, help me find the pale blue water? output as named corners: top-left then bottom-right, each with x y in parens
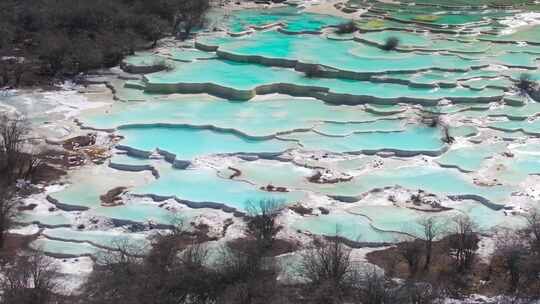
top-left (437, 142), bottom-right (507, 172)
top-left (280, 125), bottom-right (444, 153)
top-left (290, 211), bottom-right (400, 242)
top-left (29, 4), bottom-right (540, 256)
top-left (136, 166), bottom-right (306, 211)
top-left (118, 125), bottom-right (298, 158)
top-left (225, 6), bottom-right (344, 32)
top-left (144, 58), bottom-right (503, 100)
top-left (83, 95), bottom-right (397, 137)
top-left (199, 31), bottom-right (487, 73)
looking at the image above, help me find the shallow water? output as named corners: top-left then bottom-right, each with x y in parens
top-left (22, 3), bottom-right (540, 256)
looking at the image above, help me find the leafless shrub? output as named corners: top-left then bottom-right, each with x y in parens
top-left (447, 215), bottom-right (479, 273)
top-left (514, 73), bottom-right (537, 97)
top-left (298, 234), bottom-right (361, 303)
top-left (396, 236), bottom-right (423, 277)
top-left (418, 216), bottom-right (444, 271)
top-left (304, 65), bottom-right (323, 78)
top-left (0, 187), bottom-right (18, 250)
top-left (173, 0), bottom-right (211, 40)
top-left (382, 36), bottom-right (400, 51)
top-left (0, 251), bottom-right (63, 304)
top-left (335, 21), bottom-right (356, 34)
top-left (492, 230), bottom-right (528, 292)
top-left (356, 268), bottom-right (397, 304)
top-left (216, 244), bottom-right (279, 304)
top-left (246, 198), bottom-right (283, 252)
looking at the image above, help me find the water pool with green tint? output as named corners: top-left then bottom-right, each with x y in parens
top-left (42, 228), bottom-right (150, 249)
top-left (387, 9), bottom-right (512, 26)
top-left (232, 160), bottom-right (512, 205)
top-left (134, 166), bottom-right (306, 211)
top-left (358, 30), bottom-right (433, 48)
top-left (279, 125), bottom-right (445, 154)
top-left (82, 95), bottom-right (397, 137)
top-left (313, 119), bottom-right (405, 136)
top-left (167, 48), bottom-right (216, 61)
top-left (489, 119), bottom-right (540, 135)
top-left (118, 125), bottom-right (298, 158)
top-left (482, 25), bottom-right (540, 44)
top-left (199, 31), bottom-right (486, 73)
top-left (30, 238), bottom-right (101, 257)
top-left (437, 142), bottom-right (507, 172)
top-left (30, 5), bottom-right (540, 256)
top-left (144, 59), bottom-right (503, 100)
top-left (290, 211), bottom-right (400, 242)
top-left (123, 52), bottom-right (164, 67)
top-left (49, 166), bottom-right (149, 209)
top-left (224, 6), bottom-right (344, 33)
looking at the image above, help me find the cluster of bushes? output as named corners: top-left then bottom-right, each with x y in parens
top-left (1, 194), bottom-right (540, 303)
top-left (489, 212), bottom-right (540, 295)
top-left (0, 0), bottom-right (209, 85)
top-left (0, 115), bottom-right (47, 252)
top-left (514, 73), bottom-right (539, 99)
top-left (335, 21), bottom-right (357, 34)
top-left (370, 213), bottom-right (540, 302)
top-left (382, 36), bottom-right (400, 51)
top-left (0, 200), bottom-right (443, 304)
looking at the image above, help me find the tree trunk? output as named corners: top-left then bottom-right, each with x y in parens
top-left (424, 242), bottom-right (432, 271)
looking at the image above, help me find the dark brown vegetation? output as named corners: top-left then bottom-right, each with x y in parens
top-left (488, 211), bottom-right (540, 298)
top-left (0, 113), bottom-right (70, 304)
top-left (304, 64), bottom-right (324, 78)
top-left (0, 0), bottom-right (210, 87)
top-left (368, 213), bottom-right (540, 302)
top-left (0, 115), bottom-right (43, 186)
top-left (79, 215), bottom-right (285, 304)
top-left (0, 114), bottom-right (50, 250)
top-left (0, 252), bottom-right (63, 304)
top-left (381, 36), bottom-right (400, 51)
top-left (335, 21), bottom-right (357, 34)
top-left (76, 219), bottom-right (444, 304)
top-left (1, 198), bottom-right (539, 303)
top-left (246, 199), bottom-right (283, 251)
top-left (514, 73), bottom-right (539, 97)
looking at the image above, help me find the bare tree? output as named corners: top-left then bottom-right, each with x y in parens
top-left (0, 115), bottom-right (32, 185)
top-left (298, 234), bottom-right (359, 303)
top-left (418, 216), bottom-right (444, 271)
top-left (335, 21), bottom-right (357, 34)
top-left (448, 215), bottom-right (479, 273)
top-left (356, 268), bottom-right (396, 304)
top-left (173, 0), bottom-right (210, 40)
top-left (514, 73), bottom-right (538, 97)
top-left (523, 209), bottom-right (540, 255)
top-left (382, 36), bottom-right (400, 51)
top-left (518, 209), bottom-right (540, 296)
top-left (397, 281), bottom-right (440, 304)
top-left (396, 237), bottom-right (423, 277)
top-left (0, 187), bottom-right (18, 250)
top-left (246, 198), bottom-right (283, 252)
top-left (82, 240), bottom-right (146, 304)
top-left (82, 220), bottom-right (220, 304)
top-left (216, 244), bottom-right (279, 304)
top-left (0, 251), bottom-right (63, 304)
top-left (493, 230), bottom-right (528, 292)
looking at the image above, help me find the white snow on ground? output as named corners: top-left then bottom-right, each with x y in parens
top-left (476, 236), bottom-right (496, 263)
top-left (53, 257), bottom-right (94, 295)
top-left (42, 89), bottom-right (109, 119)
top-left (499, 12), bottom-right (540, 35)
top-left (445, 295), bottom-right (540, 304)
top-left (9, 224), bottom-right (40, 236)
